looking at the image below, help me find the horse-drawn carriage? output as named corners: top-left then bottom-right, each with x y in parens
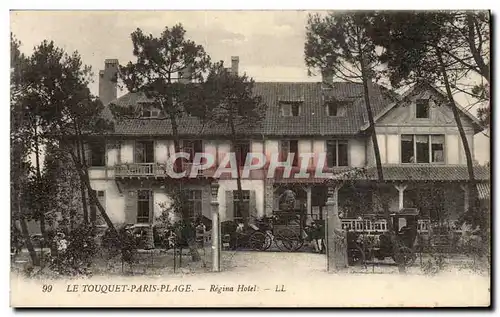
top-left (221, 220), bottom-right (269, 251)
top-left (269, 210), bottom-right (305, 251)
top-left (221, 209), bottom-right (306, 252)
top-left (347, 208), bottom-right (420, 266)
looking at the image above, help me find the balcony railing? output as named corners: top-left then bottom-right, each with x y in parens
top-left (114, 162), bottom-right (205, 178)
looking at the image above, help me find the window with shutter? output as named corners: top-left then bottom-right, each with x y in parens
top-left (140, 103), bottom-right (161, 118)
top-left (182, 140), bottom-right (203, 164)
top-left (249, 190), bottom-right (257, 219)
top-left (415, 135), bottom-right (429, 163)
top-left (151, 109), bottom-right (161, 117)
top-left (280, 102), bottom-right (301, 116)
top-left (327, 102), bottom-right (338, 116)
top-left (186, 189), bottom-right (203, 220)
top-left (280, 140), bottom-right (290, 162)
top-left (416, 99), bottom-right (430, 118)
top-left (326, 102), bottom-right (347, 117)
top-left (280, 140), bottom-right (298, 165)
top-left (431, 135), bottom-right (445, 163)
top-left (337, 141), bottom-right (348, 166)
top-left (401, 135), bottom-right (415, 163)
top-left (326, 140), bottom-right (348, 167)
top-left (233, 190), bottom-right (250, 220)
top-left (401, 134), bottom-right (445, 164)
top-left (137, 190), bottom-right (151, 223)
top-left (281, 103), bottom-right (292, 116)
top-left (135, 141), bottom-right (155, 163)
top-left (326, 141), bottom-right (336, 167)
top-left (124, 191), bottom-right (137, 224)
top-left (86, 140), bottom-right (106, 167)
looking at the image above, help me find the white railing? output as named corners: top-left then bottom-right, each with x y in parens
top-left (341, 219), bottom-right (388, 232)
top-left (341, 218), bottom-right (462, 234)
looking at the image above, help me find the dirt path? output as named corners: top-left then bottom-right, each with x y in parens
top-left (222, 251), bottom-right (326, 274)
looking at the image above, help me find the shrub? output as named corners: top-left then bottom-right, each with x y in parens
top-left (101, 225), bottom-right (138, 267)
top-left (49, 224), bottom-right (98, 276)
top-left (421, 251), bottom-right (447, 275)
top-left (153, 225), bottom-right (175, 249)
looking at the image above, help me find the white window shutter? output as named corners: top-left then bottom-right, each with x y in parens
top-left (249, 190), bottom-right (257, 220)
top-left (226, 190), bottom-right (234, 220)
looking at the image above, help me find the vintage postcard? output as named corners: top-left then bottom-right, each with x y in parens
top-left (10, 10), bottom-right (491, 307)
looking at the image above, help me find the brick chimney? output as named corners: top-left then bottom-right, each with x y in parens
top-left (321, 69), bottom-right (333, 88)
top-left (231, 56), bottom-right (239, 76)
top-left (99, 59), bottom-right (118, 105)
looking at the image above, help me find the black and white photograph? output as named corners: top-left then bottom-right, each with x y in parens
top-left (9, 9), bottom-right (491, 307)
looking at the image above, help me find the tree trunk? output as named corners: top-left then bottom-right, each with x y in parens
top-left (65, 139), bottom-right (119, 239)
top-left (79, 183), bottom-right (89, 224)
top-left (169, 111), bottom-right (182, 171)
top-left (229, 115), bottom-right (247, 225)
top-left (78, 167), bottom-right (117, 236)
top-left (33, 123), bottom-right (48, 250)
top-left (13, 148), bottom-right (39, 267)
top-left (436, 49), bottom-right (478, 216)
top-left (168, 110), bottom-right (201, 262)
top-left (359, 53), bottom-right (405, 273)
top-left (90, 202), bottom-right (97, 228)
top-left (77, 138), bottom-right (89, 224)
top-left (17, 195), bottom-right (40, 266)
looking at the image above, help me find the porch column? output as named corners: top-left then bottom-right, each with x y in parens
top-left (394, 184), bottom-right (408, 211)
top-left (306, 186), bottom-right (312, 218)
top-left (210, 181), bottom-right (221, 272)
top-left (326, 183), bottom-right (347, 272)
top-left (460, 184), bottom-right (470, 213)
top-left (264, 181), bottom-right (274, 216)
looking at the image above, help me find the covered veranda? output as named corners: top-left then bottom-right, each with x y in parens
top-left (266, 165), bottom-right (490, 235)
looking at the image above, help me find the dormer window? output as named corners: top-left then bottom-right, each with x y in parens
top-left (281, 102), bottom-right (301, 117)
top-left (326, 102), bottom-right (346, 117)
top-left (140, 103), bottom-right (161, 118)
top-left (416, 99), bottom-right (430, 119)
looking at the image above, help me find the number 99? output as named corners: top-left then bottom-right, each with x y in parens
top-left (42, 285), bottom-right (53, 292)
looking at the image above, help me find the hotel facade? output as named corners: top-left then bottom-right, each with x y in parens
top-left (86, 58), bottom-right (490, 243)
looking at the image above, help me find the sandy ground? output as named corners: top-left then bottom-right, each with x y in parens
top-left (11, 249), bottom-right (490, 307)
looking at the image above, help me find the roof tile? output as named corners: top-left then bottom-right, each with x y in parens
top-left (266, 165), bottom-right (490, 183)
top-left (366, 165), bottom-right (490, 181)
top-left (105, 81), bottom-right (395, 136)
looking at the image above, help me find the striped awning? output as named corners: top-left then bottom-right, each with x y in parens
top-left (477, 182), bottom-right (490, 200)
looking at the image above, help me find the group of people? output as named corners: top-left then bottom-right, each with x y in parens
top-left (305, 220), bottom-right (326, 253)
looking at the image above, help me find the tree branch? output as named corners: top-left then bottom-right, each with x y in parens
top-left (466, 13), bottom-right (490, 82)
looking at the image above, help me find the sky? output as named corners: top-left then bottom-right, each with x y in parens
top-left (10, 10), bottom-right (320, 94)
top-left (10, 10), bottom-right (490, 163)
